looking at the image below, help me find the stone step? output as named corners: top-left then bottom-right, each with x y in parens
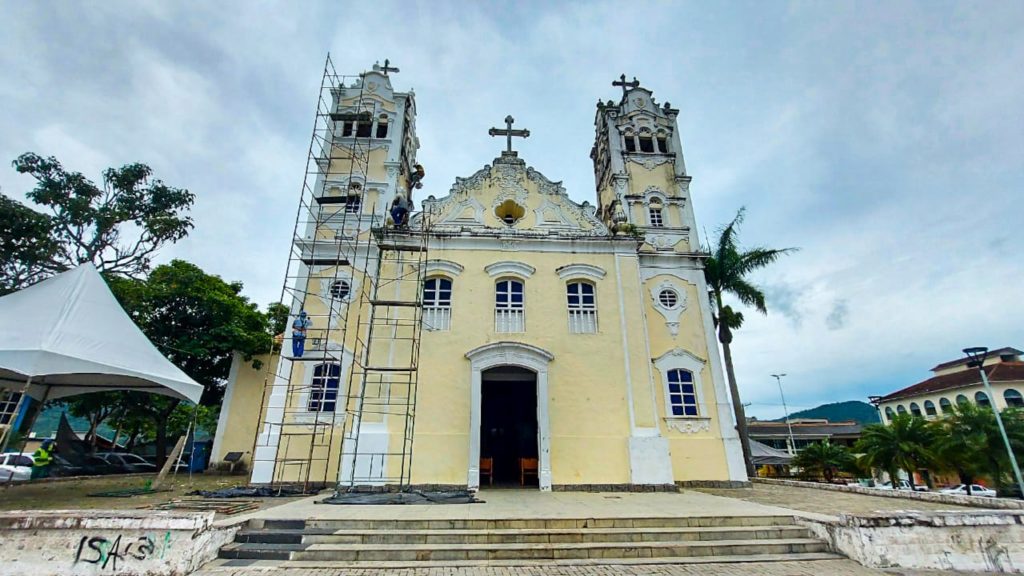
top-left (251, 515), bottom-right (799, 531)
top-left (219, 537), bottom-right (830, 562)
top-left (208, 551), bottom-right (845, 570)
top-left (235, 524), bottom-right (814, 545)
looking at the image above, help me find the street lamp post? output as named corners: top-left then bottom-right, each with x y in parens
top-left (772, 373), bottom-right (797, 455)
top-left (963, 347), bottom-right (1024, 499)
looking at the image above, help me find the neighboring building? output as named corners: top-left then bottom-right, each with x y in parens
top-left (747, 418), bottom-right (863, 455)
top-left (211, 62), bottom-right (747, 491)
top-left (874, 347), bottom-right (1024, 422)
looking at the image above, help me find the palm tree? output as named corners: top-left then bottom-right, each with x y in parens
top-left (791, 440), bottom-right (854, 482)
top-left (939, 403), bottom-right (1024, 496)
top-left (856, 413), bottom-right (935, 488)
top-left (704, 207), bottom-right (797, 476)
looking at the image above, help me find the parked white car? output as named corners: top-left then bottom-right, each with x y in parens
top-left (939, 484), bottom-right (997, 498)
top-left (874, 479), bottom-right (929, 492)
top-left (0, 452), bottom-right (34, 482)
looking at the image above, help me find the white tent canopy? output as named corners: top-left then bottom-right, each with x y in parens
top-left (0, 264), bottom-right (202, 403)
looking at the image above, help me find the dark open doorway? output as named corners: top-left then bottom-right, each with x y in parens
top-left (480, 366), bottom-right (538, 488)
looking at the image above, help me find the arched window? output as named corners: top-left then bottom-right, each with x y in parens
top-left (1005, 389), bottom-right (1024, 408)
top-left (495, 279), bottom-right (525, 333)
top-left (308, 363), bottom-right (341, 412)
top-left (956, 394), bottom-right (969, 405)
top-left (884, 406), bottom-right (895, 421)
top-left (896, 405), bottom-right (907, 415)
top-left (924, 400), bottom-right (937, 416)
top-left (909, 402), bottom-right (922, 417)
top-left (423, 277), bottom-right (453, 331)
top-left (375, 114), bottom-right (389, 138)
top-left (666, 369), bottom-right (698, 416)
top-left (975, 391), bottom-right (991, 408)
top-left (566, 282), bottom-right (597, 333)
top-left (623, 130), bottom-right (637, 152)
top-left (939, 397), bottom-right (953, 414)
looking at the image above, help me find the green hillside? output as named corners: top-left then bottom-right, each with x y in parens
top-left (777, 400), bottom-right (880, 424)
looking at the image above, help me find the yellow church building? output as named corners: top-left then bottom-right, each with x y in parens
top-left (210, 61), bottom-right (747, 491)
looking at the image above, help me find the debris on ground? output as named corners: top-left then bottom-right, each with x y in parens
top-left (188, 485), bottom-right (321, 498)
top-left (320, 490), bottom-right (480, 505)
top-left (142, 499), bottom-right (260, 515)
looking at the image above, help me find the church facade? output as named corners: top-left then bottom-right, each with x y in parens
top-left (211, 64), bottom-right (747, 490)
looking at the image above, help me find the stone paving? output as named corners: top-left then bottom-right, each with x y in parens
top-left (694, 483), bottom-right (980, 516)
top-left (192, 560), bottom-right (984, 575)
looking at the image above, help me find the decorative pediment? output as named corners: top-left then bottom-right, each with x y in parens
top-left (418, 158), bottom-right (610, 237)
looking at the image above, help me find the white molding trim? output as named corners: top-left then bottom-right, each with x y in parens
top-left (664, 417), bottom-right (711, 434)
top-left (649, 279), bottom-right (689, 336)
top-left (556, 263), bottom-right (607, 281)
top-left (420, 259), bottom-right (464, 277)
top-left (485, 261), bottom-right (536, 279)
top-left (653, 348), bottom-right (709, 422)
top-left (465, 342), bottom-right (554, 492)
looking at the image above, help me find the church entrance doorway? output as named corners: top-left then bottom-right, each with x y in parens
top-left (480, 366), bottom-right (538, 488)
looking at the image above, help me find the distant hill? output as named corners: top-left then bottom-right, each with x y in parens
top-left (776, 400), bottom-right (880, 425)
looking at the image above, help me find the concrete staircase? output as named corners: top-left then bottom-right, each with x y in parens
top-left (218, 515), bottom-right (841, 567)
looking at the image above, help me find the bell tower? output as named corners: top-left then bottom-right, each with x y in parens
top-left (590, 75), bottom-right (696, 252)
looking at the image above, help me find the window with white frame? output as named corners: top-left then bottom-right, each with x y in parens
top-left (0, 390), bottom-right (22, 426)
top-left (566, 281), bottom-right (597, 334)
top-left (423, 277), bottom-right (453, 331)
top-left (343, 194), bottom-right (361, 214)
top-left (495, 279), bottom-right (525, 333)
top-left (330, 279), bottom-right (351, 301)
top-left (666, 369), bottom-right (699, 416)
top-left (308, 363), bottom-right (341, 412)
top-left (648, 206), bottom-right (664, 227)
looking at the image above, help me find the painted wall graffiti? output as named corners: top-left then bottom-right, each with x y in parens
top-left (73, 532), bottom-right (172, 571)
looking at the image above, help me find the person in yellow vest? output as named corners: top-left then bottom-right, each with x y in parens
top-left (31, 439), bottom-right (54, 479)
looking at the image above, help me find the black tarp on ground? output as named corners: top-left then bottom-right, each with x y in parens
top-left (320, 490), bottom-right (479, 505)
top-left (189, 486), bottom-right (320, 498)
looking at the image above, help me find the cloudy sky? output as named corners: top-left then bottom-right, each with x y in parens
top-left (2, 1), bottom-right (1021, 419)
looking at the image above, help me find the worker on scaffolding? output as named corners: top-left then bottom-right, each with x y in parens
top-left (291, 310), bottom-right (312, 357)
top-left (390, 192), bottom-right (413, 230)
top-left (409, 164), bottom-right (426, 189)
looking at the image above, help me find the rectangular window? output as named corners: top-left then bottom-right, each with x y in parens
top-left (423, 278), bottom-right (453, 331)
top-left (667, 369), bottom-right (698, 416)
top-left (495, 279), bottom-right (525, 333)
top-left (308, 364), bottom-right (341, 412)
top-left (656, 137), bottom-right (669, 153)
top-left (566, 282), bottom-right (597, 334)
top-left (343, 195), bottom-right (361, 214)
top-left (356, 121), bottom-right (372, 138)
top-left (649, 207), bottom-right (664, 227)
top-left (342, 122), bottom-right (354, 137)
top-left (624, 136), bottom-right (636, 152)
top-left (0, 390), bottom-right (22, 426)
top-left (639, 136), bottom-right (655, 153)
top-left (375, 122), bottom-right (388, 138)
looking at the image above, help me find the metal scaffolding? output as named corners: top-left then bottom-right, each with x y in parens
top-left (250, 55), bottom-right (429, 492)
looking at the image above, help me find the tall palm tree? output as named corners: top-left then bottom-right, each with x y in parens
top-left (791, 440), bottom-right (854, 482)
top-left (703, 207), bottom-right (797, 476)
top-left (856, 413), bottom-right (935, 488)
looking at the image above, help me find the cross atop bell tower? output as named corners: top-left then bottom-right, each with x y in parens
top-left (488, 115), bottom-right (530, 153)
top-left (612, 74), bottom-right (640, 101)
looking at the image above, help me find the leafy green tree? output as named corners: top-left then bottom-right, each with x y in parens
top-left (105, 260), bottom-right (273, 464)
top-left (58, 392), bottom-right (125, 448)
top-left (936, 403), bottom-right (1024, 495)
top-left (856, 413), bottom-right (935, 489)
top-left (703, 207), bottom-right (797, 476)
top-left (1, 152), bottom-right (194, 292)
top-left (266, 302), bottom-right (290, 336)
top-left (791, 440), bottom-right (854, 482)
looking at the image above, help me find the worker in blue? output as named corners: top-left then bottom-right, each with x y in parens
top-left (292, 311), bottom-right (312, 357)
top-left (31, 439), bottom-right (55, 479)
top-left (390, 192), bottom-right (412, 230)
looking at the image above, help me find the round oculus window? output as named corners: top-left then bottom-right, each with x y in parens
top-left (658, 289), bottom-right (678, 309)
top-left (330, 280), bottom-right (351, 300)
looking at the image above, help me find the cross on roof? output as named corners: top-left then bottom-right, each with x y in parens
top-left (488, 115), bottom-right (530, 153)
top-left (613, 74), bottom-right (640, 98)
top-left (380, 59), bottom-right (400, 75)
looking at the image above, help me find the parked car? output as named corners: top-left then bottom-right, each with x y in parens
top-left (874, 480), bottom-right (929, 492)
top-left (97, 452), bottom-right (157, 473)
top-left (939, 484), bottom-right (997, 498)
top-left (0, 452), bottom-right (34, 482)
top-left (50, 454), bottom-right (124, 477)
